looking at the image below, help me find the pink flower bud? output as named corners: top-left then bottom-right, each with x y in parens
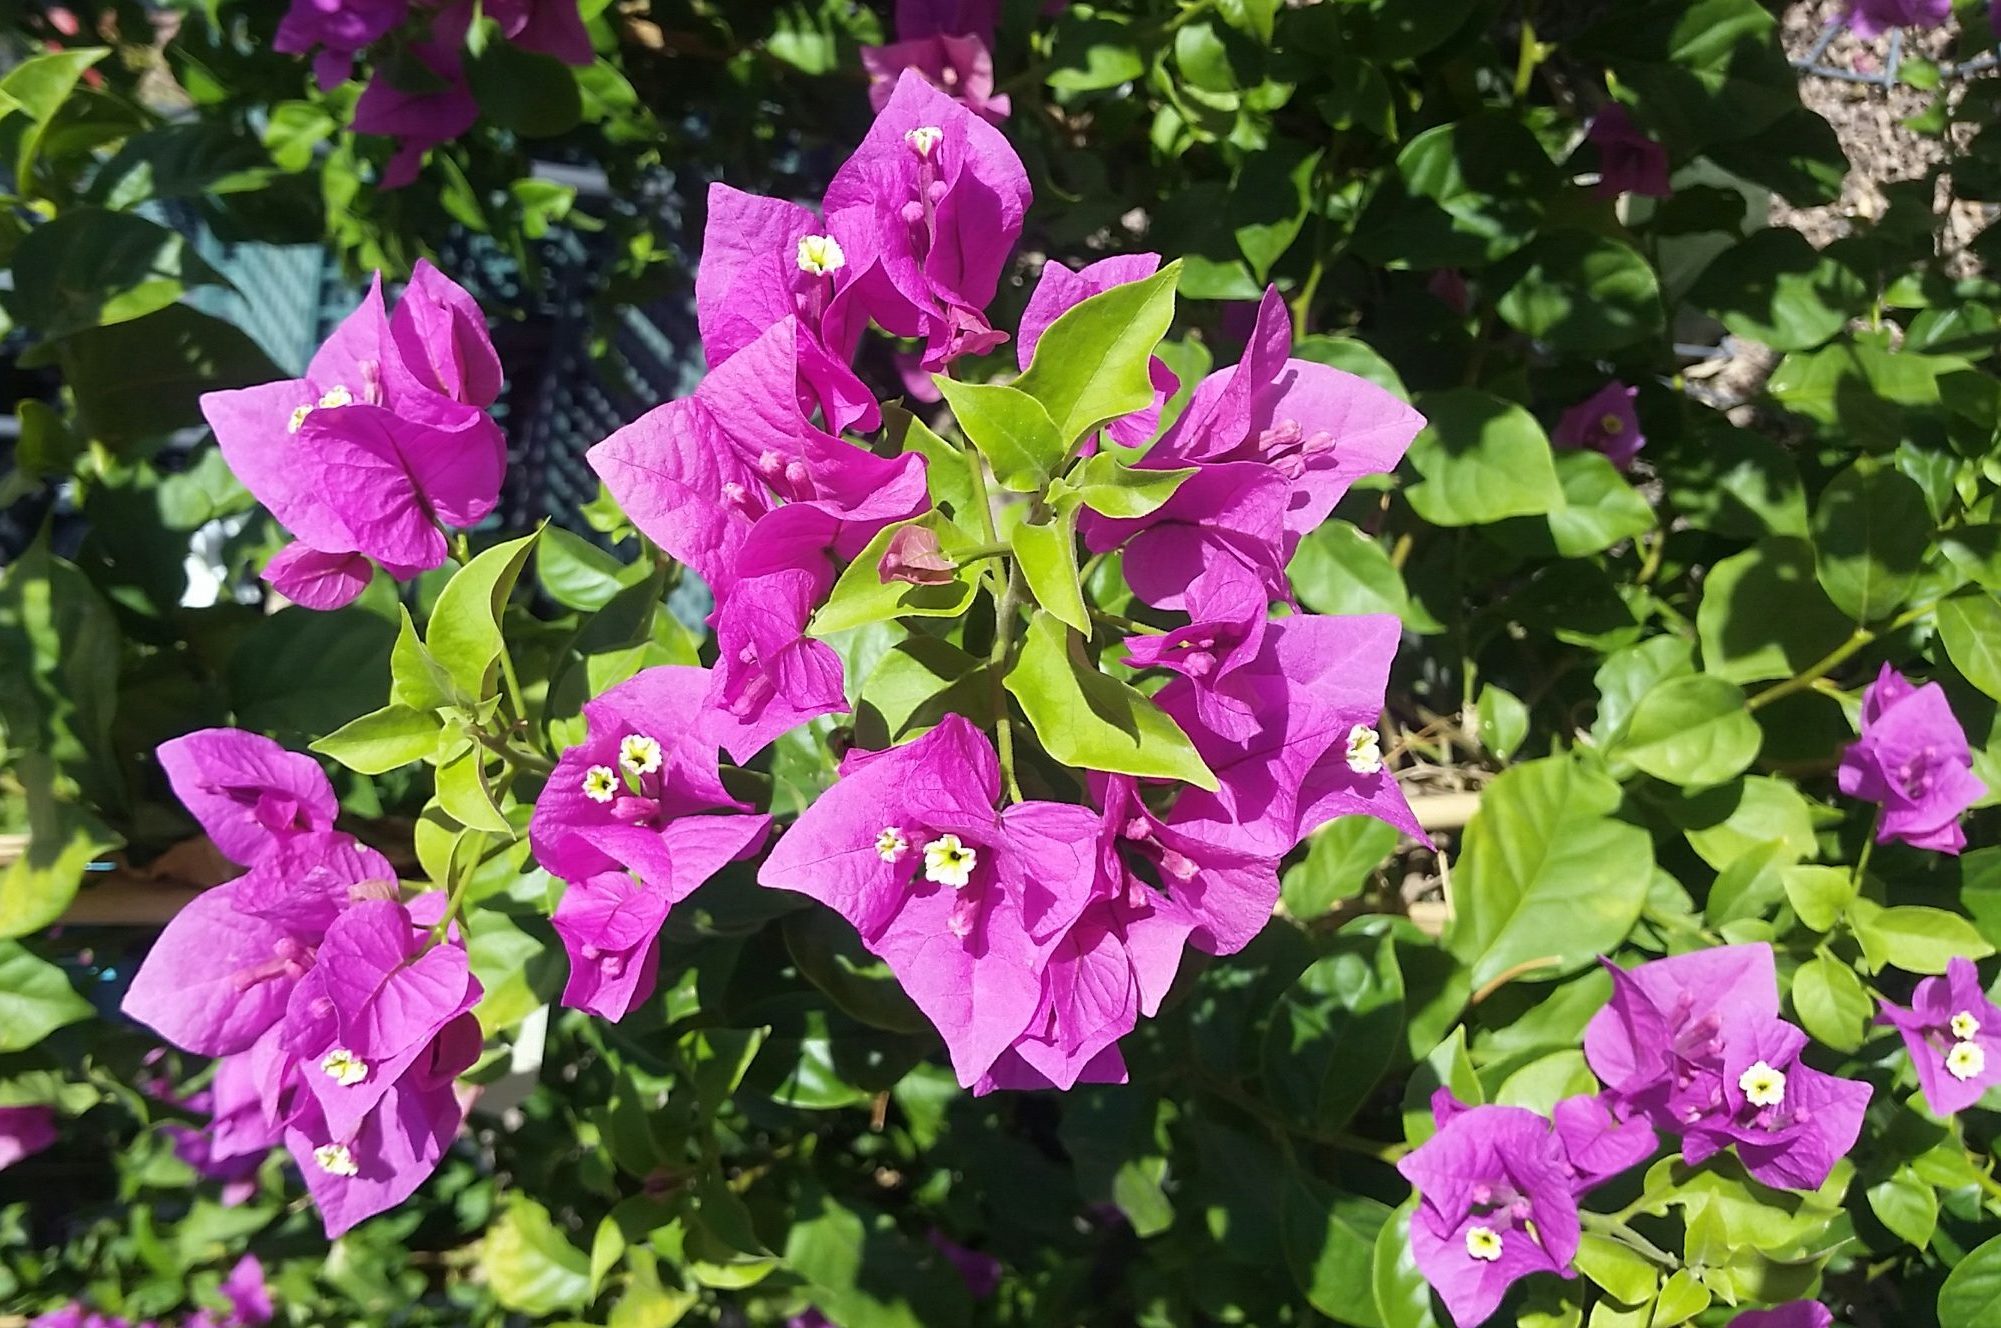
top-left (879, 525), bottom-right (958, 586)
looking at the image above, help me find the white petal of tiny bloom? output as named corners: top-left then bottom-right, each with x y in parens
top-left (582, 765), bottom-right (618, 804)
top-left (313, 1143), bottom-right (359, 1177)
top-left (1948, 1041), bottom-right (1987, 1082)
top-left (796, 234), bottom-right (847, 277)
top-left (1465, 1226), bottom-right (1503, 1262)
top-left (1738, 1060), bottom-right (1786, 1108)
top-left (318, 384), bottom-right (355, 409)
top-left (320, 1048), bottom-right (369, 1087)
top-left (876, 826), bottom-right (909, 863)
top-left (1952, 1010), bottom-right (1981, 1040)
top-left (287, 404), bottom-right (314, 434)
top-left (923, 833), bottom-right (977, 888)
top-left (906, 125), bottom-right (943, 158)
top-left (1345, 723), bottom-right (1384, 776)
top-left (619, 734), bottom-right (662, 776)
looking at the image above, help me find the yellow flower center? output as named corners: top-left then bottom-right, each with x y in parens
top-left (1599, 412), bottom-right (1624, 435)
top-left (1465, 1226), bottom-right (1503, 1262)
top-left (923, 833), bottom-right (977, 888)
top-left (1738, 1060), bottom-right (1786, 1108)
top-left (320, 1047), bottom-right (369, 1087)
top-left (1947, 1041), bottom-right (1986, 1082)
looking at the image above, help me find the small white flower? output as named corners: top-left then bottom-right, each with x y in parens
top-left (923, 833), bottom-right (977, 888)
top-left (876, 826), bottom-right (909, 863)
top-left (582, 765), bottom-right (618, 804)
top-left (796, 234), bottom-right (847, 277)
top-left (619, 734), bottom-right (662, 776)
top-left (1738, 1060), bottom-right (1787, 1108)
top-left (1465, 1226), bottom-right (1503, 1262)
top-left (905, 125), bottom-right (944, 158)
top-left (1948, 1041), bottom-right (1987, 1083)
top-left (1952, 1010), bottom-right (1982, 1041)
top-left (320, 1047), bottom-right (369, 1087)
top-left (313, 1142), bottom-right (359, 1177)
top-left (1345, 724), bottom-right (1384, 776)
top-left (287, 404), bottom-right (314, 434)
top-left (318, 384), bottom-right (355, 409)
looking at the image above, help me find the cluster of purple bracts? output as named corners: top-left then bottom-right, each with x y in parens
top-left (30, 1257), bottom-right (272, 1328)
top-left (119, 731), bottom-right (482, 1239)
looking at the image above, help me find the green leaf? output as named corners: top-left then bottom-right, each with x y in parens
top-left (1574, 1233), bottom-right (1658, 1306)
top-left (57, 304), bottom-right (280, 446)
top-left (229, 604), bottom-right (395, 741)
top-left (0, 48), bottom-right (108, 122)
top-left (428, 532), bottom-right (540, 700)
top-left (1366, 113), bottom-right (1558, 269)
top-left (86, 123), bottom-right (279, 208)
top-left (312, 704), bottom-right (446, 776)
top-left (1867, 1167), bottom-right (1938, 1249)
top-left (1690, 227), bottom-right (1867, 351)
top-left (1790, 954), bottom-right (1871, 1052)
top-left (0, 941), bottom-right (93, 1052)
top-left (0, 754), bottom-right (120, 939)
top-left (1540, 451), bottom-right (1655, 558)
top-left (436, 750), bottom-right (512, 835)
top-left (1063, 451), bottom-right (1193, 519)
top-left (1261, 935), bottom-right (1405, 1132)
top-left (1939, 1230), bottom-right (2001, 1327)
top-left (1495, 230), bottom-right (1664, 353)
top-left (1444, 757), bottom-right (1654, 988)
top-left (1281, 815), bottom-right (1399, 921)
top-left (812, 514), bottom-right (979, 637)
top-left (1612, 674), bottom-right (1760, 787)
top-left (1281, 1174), bottom-right (1391, 1327)
top-left (1289, 519), bottom-right (1412, 623)
top-left (1782, 865), bottom-right (1855, 932)
top-left (1938, 590), bottom-right (2001, 701)
top-left (391, 606), bottom-right (462, 711)
top-left (1476, 683), bottom-right (1529, 761)
top-left (783, 909), bottom-right (929, 1034)
top-left (1810, 462), bottom-right (1931, 622)
top-left (466, 33), bottom-right (583, 136)
top-left (1850, 899), bottom-right (1995, 975)
top-left (1658, 424), bottom-right (1808, 539)
top-left (10, 210), bottom-right (228, 340)
top-left (1696, 538), bottom-right (1852, 684)
top-left (1046, 12), bottom-right (1145, 91)
top-left (1678, 776), bottom-right (1818, 870)
top-left (1232, 142), bottom-right (1321, 282)
top-left (854, 637), bottom-right (991, 749)
top-left (1372, 1197), bottom-right (1442, 1328)
top-left (1004, 612), bottom-right (1217, 789)
top-left (484, 1198), bottom-right (592, 1317)
top-left (1652, 1269), bottom-right (1711, 1328)
top-left (1011, 513), bottom-right (1088, 634)
top-left (1767, 339), bottom-right (1961, 453)
top-left (1405, 390), bottom-right (1563, 526)
top-left (537, 527), bottom-right (646, 612)
top-left (932, 379), bottom-right (1067, 493)
top-left (1014, 261), bottom-right (1182, 446)
top-left (1401, 1026), bottom-right (1481, 1147)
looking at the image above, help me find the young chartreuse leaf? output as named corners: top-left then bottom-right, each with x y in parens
top-left (812, 512), bottom-right (980, 637)
top-left (312, 703), bottom-right (448, 775)
top-left (427, 529), bottom-right (541, 700)
top-left (1057, 451), bottom-right (1196, 519)
top-left (932, 378), bottom-right (1066, 493)
top-left (1004, 611), bottom-right (1217, 789)
top-left (1010, 511), bottom-right (1089, 633)
top-left (1015, 260), bottom-right (1182, 446)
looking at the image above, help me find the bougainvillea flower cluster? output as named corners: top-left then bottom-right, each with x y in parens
top-left (30, 1256), bottom-right (272, 1328)
top-left (200, 261), bottom-right (506, 610)
top-left (1838, 663), bottom-right (1985, 854)
top-left (122, 731), bottom-right (480, 1237)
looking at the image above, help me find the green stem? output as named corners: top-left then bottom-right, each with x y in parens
top-left (475, 727), bottom-right (554, 776)
top-left (1853, 805), bottom-right (1882, 888)
top-left (1579, 1211), bottom-right (1680, 1270)
top-left (1970, 1155), bottom-right (2001, 1206)
top-left (1635, 526), bottom-right (1667, 587)
top-left (430, 830), bottom-right (489, 944)
top-left (1512, 17), bottom-right (1541, 101)
top-left (1746, 599), bottom-right (1938, 713)
top-left (1090, 606), bottom-right (1155, 636)
top-left (1291, 255), bottom-right (1325, 342)
top-left (989, 566), bottom-right (1027, 804)
top-left (498, 644), bottom-right (530, 731)
top-left (454, 530), bottom-right (472, 565)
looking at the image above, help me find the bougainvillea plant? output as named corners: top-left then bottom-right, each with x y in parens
top-left (9, 1), bottom-right (2001, 1327)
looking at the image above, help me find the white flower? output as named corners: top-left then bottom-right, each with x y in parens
top-left (287, 404), bottom-right (314, 434)
top-left (1465, 1226), bottom-right (1502, 1262)
top-left (318, 384), bottom-right (355, 409)
top-left (319, 1048), bottom-right (368, 1087)
top-left (796, 234), bottom-right (847, 276)
top-left (582, 765), bottom-right (618, 804)
top-left (1947, 1041), bottom-right (1986, 1083)
top-left (905, 125), bottom-right (944, 158)
top-left (923, 833), bottom-right (977, 888)
top-left (313, 1142), bottom-right (359, 1177)
top-left (1345, 724), bottom-right (1384, 776)
top-left (876, 826), bottom-right (909, 863)
top-left (1737, 1060), bottom-right (1786, 1108)
top-left (619, 734), bottom-right (663, 776)
top-left (1952, 1010), bottom-right (1981, 1040)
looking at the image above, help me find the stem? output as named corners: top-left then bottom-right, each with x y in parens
top-left (1853, 806), bottom-right (1882, 888)
top-left (475, 727), bottom-right (554, 776)
top-left (454, 530), bottom-right (472, 565)
top-left (1579, 1212), bottom-right (1680, 1269)
top-left (989, 566), bottom-right (1027, 804)
top-left (1291, 256), bottom-right (1325, 341)
top-left (498, 644), bottom-right (530, 731)
top-left (430, 830), bottom-right (489, 944)
top-left (1635, 526), bottom-right (1667, 586)
top-left (1090, 606), bottom-right (1155, 636)
top-left (1512, 17), bottom-right (1540, 101)
top-left (1746, 628), bottom-right (1873, 712)
top-left (1970, 1155), bottom-right (2001, 1206)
